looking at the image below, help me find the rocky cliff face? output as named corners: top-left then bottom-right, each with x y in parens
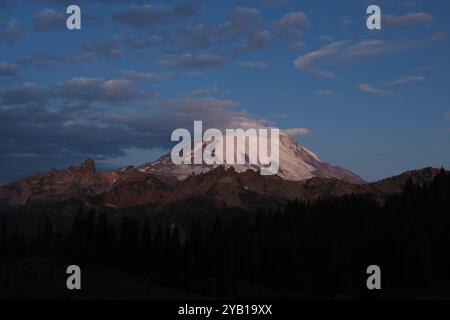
top-left (0, 155), bottom-right (443, 212)
top-left (0, 159), bottom-right (111, 207)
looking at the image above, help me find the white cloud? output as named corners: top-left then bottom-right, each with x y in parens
top-left (384, 12), bottom-right (433, 26)
top-left (158, 53), bottom-right (227, 70)
top-left (271, 12), bottom-right (310, 41)
top-left (358, 84), bottom-right (401, 98)
top-left (338, 40), bottom-right (410, 60)
top-left (294, 41), bottom-right (349, 78)
top-left (184, 85), bottom-right (230, 97)
top-left (117, 70), bottom-right (171, 81)
top-left (294, 39), bottom-right (411, 78)
top-left (389, 76), bottom-right (426, 85)
top-left (284, 128), bottom-right (310, 137)
top-left (34, 9), bottom-right (65, 32)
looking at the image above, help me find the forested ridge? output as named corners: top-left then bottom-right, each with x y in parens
top-left (1, 169), bottom-right (450, 298)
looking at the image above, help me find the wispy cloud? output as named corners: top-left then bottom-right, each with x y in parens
top-left (294, 39), bottom-right (412, 78)
top-left (113, 1), bottom-right (200, 29)
top-left (384, 12), bottom-right (433, 26)
top-left (0, 77), bottom-right (153, 105)
top-left (117, 70), bottom-right (171, 81)
top-left (53, 77), bottom-right (152, 102)
top-left (159, 53), bottom-right (227, 70)
top-left (338, 40), bottom-right (411, 60)
top-left (80, 36), bottom-right (124, 60)
top-left (184, 85), bottom-right (230, 97)
top-left (358, 84), bottom-right (401, 98)
top-left (389, 75), bottom-right (426, 85)
top-left (270, 12), bottom-right (310, 41)
top-left (34, 9), bottom-right (65, 32)
top-left (284, 128), bottom-right (310, 137)
top-left (294, 40), bottom-right (349, 78)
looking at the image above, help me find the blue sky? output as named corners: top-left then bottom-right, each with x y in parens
top-left (0, 0), bottom-right (449, 183)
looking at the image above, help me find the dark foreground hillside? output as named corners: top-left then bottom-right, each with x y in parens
top-left (1, 169), bottom-right (450, 299)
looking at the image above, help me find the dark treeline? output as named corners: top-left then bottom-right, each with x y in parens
top-left (1, 169), bottom-right (450, 298)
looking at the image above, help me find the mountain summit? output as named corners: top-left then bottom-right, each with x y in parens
top-left (137, 131), bottom-right (365, 184)
top-left (0, 129), bottom-right (368, 210)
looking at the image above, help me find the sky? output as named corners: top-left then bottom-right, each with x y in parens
top-left (0, 0), bottom-right (449, 183)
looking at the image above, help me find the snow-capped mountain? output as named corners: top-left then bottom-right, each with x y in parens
top-left (137, 129), bottom-right (365, 184)
top-left (0, 125), bottom-right (369, 211)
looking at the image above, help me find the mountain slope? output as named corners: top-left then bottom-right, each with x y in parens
top-left (0, 159), bottom-right (111, 208)
top-left (137, 131), bottom-right (365, 184)
top-left (0, 156), bottom-right (444, 212)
